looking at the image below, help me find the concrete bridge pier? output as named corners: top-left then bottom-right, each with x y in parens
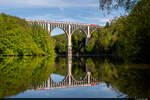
top-left (86, 63), bottom-right (91, 84)
top-left (85, 37), bottom-right (90, 46)
top-left (87, 72), bottom-right (91, 84)
top-left (67, 34), bottom-right (72, 56)
top-left (47, 77), bottom-right (50, 88)
top-left (67, 25), bottom-right (72, 56)
top-left (85, 26), bottom-right (91, 46)
top-left (67, 55), bottom-right (72, 85)
top-left (48, 23), bottom-right (51, 35)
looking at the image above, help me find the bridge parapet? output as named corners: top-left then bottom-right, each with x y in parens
top-left (27, 20), bottom-right (101, 30)
top-left (27, 20), bottom-right (91, 26)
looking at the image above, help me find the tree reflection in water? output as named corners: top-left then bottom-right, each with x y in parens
top-left (0, 56), bottom-right (150, 98)
top-left (0, 56), bottom-right (56, 98)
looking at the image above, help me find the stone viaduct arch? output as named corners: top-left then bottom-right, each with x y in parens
top-left (27, 20), bottom-right (102, 56)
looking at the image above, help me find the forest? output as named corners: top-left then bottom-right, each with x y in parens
top-left (0, 0), bottom-right (150, 63)
top-left (0, 13), bottom-right (55, 56)
top-left (53, 0), bottom-right (150, 63)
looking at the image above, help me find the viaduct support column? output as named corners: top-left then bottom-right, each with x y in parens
top-left (85, 26), bottom-right (91, 46)
top-left (47, 77), bottom-right (50, 88)
top-left (67, 56), bottom-right (72, 85)
top-left (48, 23), bottom-right (51, 35)
top-left (86, 37), bottom-right (90, 46)
top-left (67, 25), bottom-right (72, 56)
top-left (86, 63), bottom-right (91, 84)
top-left (87, 72), bottom-right (91, 84)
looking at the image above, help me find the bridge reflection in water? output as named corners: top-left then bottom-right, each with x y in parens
top-left (37, 56), bottom-right (100, 90)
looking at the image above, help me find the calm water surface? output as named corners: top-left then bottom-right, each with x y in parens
top-left (0, 56), bottom-right (150, 98)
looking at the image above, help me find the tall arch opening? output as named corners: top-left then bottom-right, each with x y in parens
top-left (50, 56), bottom-right (67, 83)
top-left (72, 57), bottom-right (87, 81)
top-left (86, 30), bottom-right (100, 54)
top-left (50, 27), bottom-right (65, 36)
top-left (86, 57), bottom-right (100, 80)
top-left (51, 28), bottom-right (67, 55)
top-left (72, 29), bottom-right (87, 56)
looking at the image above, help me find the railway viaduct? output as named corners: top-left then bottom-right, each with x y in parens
top-left (27, 20), bottom-right (102, 56)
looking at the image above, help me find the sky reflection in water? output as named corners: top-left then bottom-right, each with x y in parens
top-left (10, 74), bottom-right (126, 98)
top-left (1, 56), bottom-right (150, 98)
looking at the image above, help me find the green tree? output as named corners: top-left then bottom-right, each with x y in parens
top-left (117, 0), bottom-right (150, 63)
top-left (99, 0), bottom-right (139, 12)
top-left (72, 30), bottom-right (86, 55)
top-left (52, 34), bottom-right (67, 55)
top-left (0, 13), bottom-right (55, 56)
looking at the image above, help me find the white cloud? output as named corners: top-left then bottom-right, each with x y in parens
top-left (25, 14), bottom-right (81, 24)
top-left (0, 0), bottom-right (98, 8)
top-left (99, 18), bottom-right (110, 22)
top-left (0, 0), bottom-right (122, 26)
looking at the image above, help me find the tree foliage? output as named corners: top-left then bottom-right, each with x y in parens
top-left (52, 34), bottom-right (66, 55)
top-left (88, 0), bottom-right (150, 63)
top-left (51, 0), bottom-right (150, 63)
top-left (0, 13), bottom-right (55, 56)
top-left (101, 60), bottom-right (150, 98)
top-left (0, 56), bottom-right (56, 98)
top-left (117, 0), bottom-right (150, 62)
top-left (99, 0), bottom-right (139, 13)
top-left (72, 30), bottom-right (86, 55)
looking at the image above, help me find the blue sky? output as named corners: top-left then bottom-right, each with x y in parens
top-left (0, 0), bottom-right (125, 35)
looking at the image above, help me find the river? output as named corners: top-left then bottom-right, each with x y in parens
top-left (0, 56), bottom-right (150, 98)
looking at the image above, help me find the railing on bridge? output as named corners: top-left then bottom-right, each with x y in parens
top-left (26, 19), bottom-right (101, 26)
